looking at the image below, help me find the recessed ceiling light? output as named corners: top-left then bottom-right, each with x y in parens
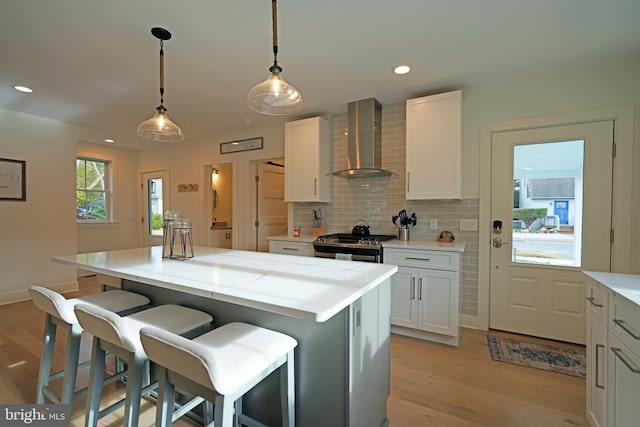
top-left (14, 85), bottom-right (33, 93)
top-left (393, 65), bottom-right (411, 75)
top-left (104, 139), bottom-right (115, 143)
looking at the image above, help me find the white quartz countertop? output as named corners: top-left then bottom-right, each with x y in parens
top-left (383, 240), bottom-right (466, 252)
top-left (267, 235), bottom-right (317, 243)
top-left (53, 246), bottom-right (397, 322)
top-left (583, 271), bottom-right (640, 307)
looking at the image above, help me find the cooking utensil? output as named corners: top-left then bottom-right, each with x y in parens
top-left (410, 213), bottom-right (417, 227)
top-left (398, 210), bottom-right (408, 226)
top-left (392, 215), bottom-right (399, 227)
top-left (352, 218), bottom-right (370, 236)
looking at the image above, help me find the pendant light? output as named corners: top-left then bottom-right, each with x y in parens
top-left (137, 27), bottom-right (184, 142)
top-left (247, 0), bottom-right (302, 115)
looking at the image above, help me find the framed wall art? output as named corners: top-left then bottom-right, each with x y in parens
top-left (0, 158), bottom-right (26, 201)
top-left (220, 137), bottom-right (263, 154)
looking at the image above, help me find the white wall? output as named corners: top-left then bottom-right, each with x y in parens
top-left (0, 110), bottom-right (79, 303)
top-left (76, 141), bottom-right (141, 253)
top-left (136, 122), bottom-right (286, 251)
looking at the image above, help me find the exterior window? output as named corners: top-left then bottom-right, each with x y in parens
top-left (76, 158), bottom-right (110, 221)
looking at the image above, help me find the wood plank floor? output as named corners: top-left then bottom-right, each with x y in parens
top-left (0, 276), bottom-right (588, 426)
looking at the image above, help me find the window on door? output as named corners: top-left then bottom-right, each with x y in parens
top-left (76, 157), bottom-right (110, 221)
top-left (512, 140), bottom-right (584, 267)
top-left (146, 177), bottom-right (164, 236)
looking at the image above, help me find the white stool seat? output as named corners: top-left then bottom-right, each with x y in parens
top-left (140, 322), bottom-right (297, 427)
top-left (29, 285), bottom-right (150, 405)
top-left (30, 285), bottom-right (150, 325)
top-left (75, 303), bottom-right (213, 427)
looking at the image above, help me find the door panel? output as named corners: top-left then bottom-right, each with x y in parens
top-left (256, 162), bottom-right (287, 252)
top-left (490, 121), bottom-right (613, 344)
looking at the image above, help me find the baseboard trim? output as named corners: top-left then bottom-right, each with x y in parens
top-left (0, 280), bottom-right (79, 306)
top-left (460, 313), bottom-right (481, 330)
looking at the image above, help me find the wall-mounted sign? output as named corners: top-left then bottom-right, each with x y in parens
top-left (220, 137), bottom-right (263, 154)
top-left (178, 183), bottom-right (199, 192)
top-left (0, 158), bottom-right (26, 201)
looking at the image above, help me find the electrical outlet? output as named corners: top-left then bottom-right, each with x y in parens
top-left (430, 219), bottom-right (438, 230)
top-left (460, 219), bottom-right (478, 231)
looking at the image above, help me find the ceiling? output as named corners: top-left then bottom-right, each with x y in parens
top-left (1, 0), bottom-right (639, 151)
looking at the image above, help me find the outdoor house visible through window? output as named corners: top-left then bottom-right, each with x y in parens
top-left (76, 158), bottom-right (110, 221)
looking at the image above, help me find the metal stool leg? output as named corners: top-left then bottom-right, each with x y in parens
top-left (35, 314), bottom-right (57, 404)
top-left (85, 337), bottom-right (106, 427)
top-left (60, 324), bottom-right (83, 405)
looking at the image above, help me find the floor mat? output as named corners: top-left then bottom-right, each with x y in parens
top-left (487, 334), bottom-right (586, 378)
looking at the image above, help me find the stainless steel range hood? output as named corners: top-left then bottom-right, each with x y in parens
top-left (330, 98), bottom-right (395, 178)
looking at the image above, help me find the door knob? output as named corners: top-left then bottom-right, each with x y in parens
top-left (492, 237), bottom-right (509, 248)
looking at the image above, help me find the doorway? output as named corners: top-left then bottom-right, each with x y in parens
top-left (489, 121), bottom-right (614, 344)
top-left (255, 160), bottom-right (287, 252)
top-left (141, 170), bottom-right (169, 247)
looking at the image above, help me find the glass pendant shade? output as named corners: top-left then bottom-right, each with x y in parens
top-left (247, 68), bottom-right (302, 115)
top-left (137, 106), bottom-right (184, 142)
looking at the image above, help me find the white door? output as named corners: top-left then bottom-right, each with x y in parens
top-left (255, 162), bottom-right (287, 252)
top-left (490, 121), bottom-right (613, 344)
top-left (141, 170), bottom-right (168, 247)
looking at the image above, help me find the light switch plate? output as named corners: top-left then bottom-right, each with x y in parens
top-left (430, 219), bottom-right (438, 230)
top-left (460, 219), bottom-right (478, 231)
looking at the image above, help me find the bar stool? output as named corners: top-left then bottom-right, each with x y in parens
top-left (74, 303), bottom-right (213, 427)
top-left (29, 285), bottom-right (151, 405)
top-left (140, 322), bottom-right (297, 427)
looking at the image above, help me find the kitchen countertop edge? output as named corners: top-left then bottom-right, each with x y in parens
top-left (383, 239), bottom-right (466, 252)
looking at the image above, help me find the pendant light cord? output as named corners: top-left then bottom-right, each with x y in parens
top-left (271, 0), bottom-right (279, 67)
top-left (159, 40), bottom-right (165, 109)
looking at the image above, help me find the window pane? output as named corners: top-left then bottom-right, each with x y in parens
top-left (76, 159), bottom-right (86, 188)
top-left (85, 160), bottom-right (105, 191)
top-left (148, 178), bottom-right (163, 236)
top-left (512, 140), bottom-right (584, 267)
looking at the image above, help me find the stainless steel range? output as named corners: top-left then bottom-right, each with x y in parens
top-left (313, 233), bottom-right (397, 263)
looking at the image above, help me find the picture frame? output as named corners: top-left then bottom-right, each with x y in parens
top-left (220, 137), bottom-right (263, 154)
top-left (0, 158), bottom-right (26, 201)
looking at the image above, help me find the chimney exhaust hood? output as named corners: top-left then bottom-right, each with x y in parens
top-left (330, 98), bottom-right (395, 178)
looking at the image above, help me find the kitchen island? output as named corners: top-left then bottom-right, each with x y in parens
top-left (53, 246), bottom-right (397, 427)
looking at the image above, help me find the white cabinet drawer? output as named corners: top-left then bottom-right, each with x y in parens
top-left (586, 277), bottom-right (609, 327)
top-left (384, 248), bottom-right (457, 271)
top-left (269, 240), bottom-right (314, 257)
top-left (610, 293), bottom-right (640, 357)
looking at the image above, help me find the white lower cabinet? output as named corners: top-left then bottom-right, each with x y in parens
top-left (584, 272), bottom-right (640, 427)
top-left (586, 278), bottom-right (608, 427)
top-left (385, 247), bottom-right (460, 346)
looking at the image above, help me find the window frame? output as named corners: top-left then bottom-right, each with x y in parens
top-left (76, 156), bottom-right (112, 223)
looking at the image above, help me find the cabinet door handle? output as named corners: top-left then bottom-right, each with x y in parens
top-left (611, 347), bottom-right (640, 374)
top-left (283, 247), bottom-right (300, 251)
top-left (314, 178), bottom-right (317, 196)
top-left (586, 296), bottom-right (603, 308)
top-left (418, 277), bottom-right (423, 300)
top-left (613, 318), bottom-right (640, 340)
top-left (405, 257), bottom-right (431, 262)
top-left (410, 277), bottom-right (416, 300)
top-left (595, 344), bottom-right (605, 389)
top-left (406, 172), bottom-right (410, 193)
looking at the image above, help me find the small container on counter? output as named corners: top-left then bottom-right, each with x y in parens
top-left (293, 226), bottom-right (301, 237)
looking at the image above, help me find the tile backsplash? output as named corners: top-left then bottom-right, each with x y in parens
top-left (291, 101), bottom-right (480, 318)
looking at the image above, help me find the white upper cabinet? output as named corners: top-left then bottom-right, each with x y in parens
top-left (405, 90), bottom-right (462, 200)
top-left (284, 117), bottom-right (331, 202)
